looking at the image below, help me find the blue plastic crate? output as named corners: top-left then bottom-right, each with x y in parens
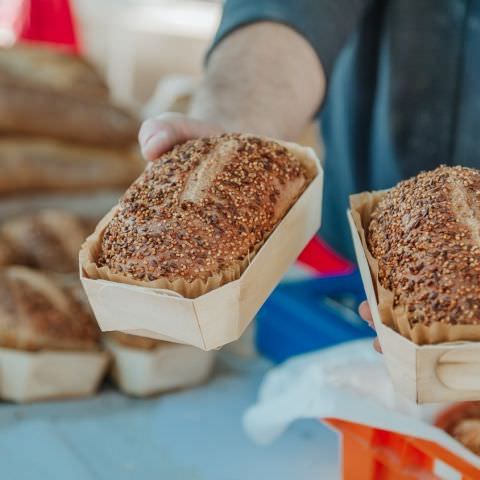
top-left (256, 270), bottom-right (375, 363)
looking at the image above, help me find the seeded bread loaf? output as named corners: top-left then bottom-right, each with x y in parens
top-left (96, 134), bottom-right (309, 293)
top-left (0, 267), bottom-right (100, 351)
top-left (367, 165), bottom-right (480, 331)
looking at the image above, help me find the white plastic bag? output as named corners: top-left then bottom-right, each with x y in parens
top-left (243, 339), bottom-right (480, 468)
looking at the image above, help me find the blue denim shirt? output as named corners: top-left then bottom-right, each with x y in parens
top-left (210, 0), bottom-right (480, 259)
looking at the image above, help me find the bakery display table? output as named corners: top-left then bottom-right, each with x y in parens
top-left (0, 353), bottom-right (338, 480)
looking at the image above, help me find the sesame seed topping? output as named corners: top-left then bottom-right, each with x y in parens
top-left (97, 133), bottom-right (308, 284)
top-left (368, 165), bottom-right (480, 328)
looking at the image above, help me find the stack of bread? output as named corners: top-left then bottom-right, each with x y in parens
top-left (0, 44), bottom-right (133, 401)
top-left (0, 43), bottom-right (142, 195)
top-left (0, 44), bottom-right (218, 401)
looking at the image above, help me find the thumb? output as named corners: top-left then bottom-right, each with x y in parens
top-left (139, 113), bottom-right (224, 161)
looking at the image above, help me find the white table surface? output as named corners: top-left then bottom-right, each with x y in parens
top-left (0, 353), bottom-right (339, 480)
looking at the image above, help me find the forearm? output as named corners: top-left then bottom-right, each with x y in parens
top-left (189, 22), bottom-right (325, 140)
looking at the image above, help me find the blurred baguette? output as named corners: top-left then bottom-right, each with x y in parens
top-left (0, 44), bottom-right (108, 98)
top-left (0, 44), bottom-right (138, 146)
top-left (0, 136), bottom-right (143, 194)
top-left (0, 81), bottom-right (138, 146)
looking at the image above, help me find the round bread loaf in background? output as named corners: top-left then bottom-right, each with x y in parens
top-left (97, 133), bottom-right (308, 286)
top-left (436, 402), bottom-right (480, 455)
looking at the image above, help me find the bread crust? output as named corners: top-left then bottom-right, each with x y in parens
top-left (0, 82), bottom-right (138, 146)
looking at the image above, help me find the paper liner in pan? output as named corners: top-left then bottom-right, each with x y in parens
top-left (0, 347), bottom-right (109, 403)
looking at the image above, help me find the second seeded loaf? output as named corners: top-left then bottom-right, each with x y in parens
top-left (366, 165), bottom-right (480, 343)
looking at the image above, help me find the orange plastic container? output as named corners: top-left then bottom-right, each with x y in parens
top-left (325, 418), bottom-right (480, 480)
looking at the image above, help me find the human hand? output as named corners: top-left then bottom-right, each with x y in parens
top-left (358, 300), bottom-right (382, 352)
top-left (138, 112), bottom-right (224, 161)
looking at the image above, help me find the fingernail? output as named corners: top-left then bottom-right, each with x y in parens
top-left (141, 132), bottom-right (167, 159)
top-left (141, 129), bottom-right (164, 148)
top-left (138, 126), bottom-right (152, 146)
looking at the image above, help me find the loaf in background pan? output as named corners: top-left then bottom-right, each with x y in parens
top-left (0, 266), bottom-right (101, 351)
top-left (1, 209), bottom-right (90, 273)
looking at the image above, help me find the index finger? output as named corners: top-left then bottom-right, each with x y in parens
top-left (358, 300), bottom-right (373, 324)
top-left (139, 114), bottom-right (223, 161)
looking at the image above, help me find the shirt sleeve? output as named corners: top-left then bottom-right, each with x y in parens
top-left (207, 0), bottom-right (372, 81)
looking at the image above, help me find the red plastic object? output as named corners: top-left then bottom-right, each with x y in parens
top-left (12, 0), bottom-right (79, 52)
top-left (297, 236), bottom-right (354, 276)
top-left (326, 418), bottom-right (480, 480)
